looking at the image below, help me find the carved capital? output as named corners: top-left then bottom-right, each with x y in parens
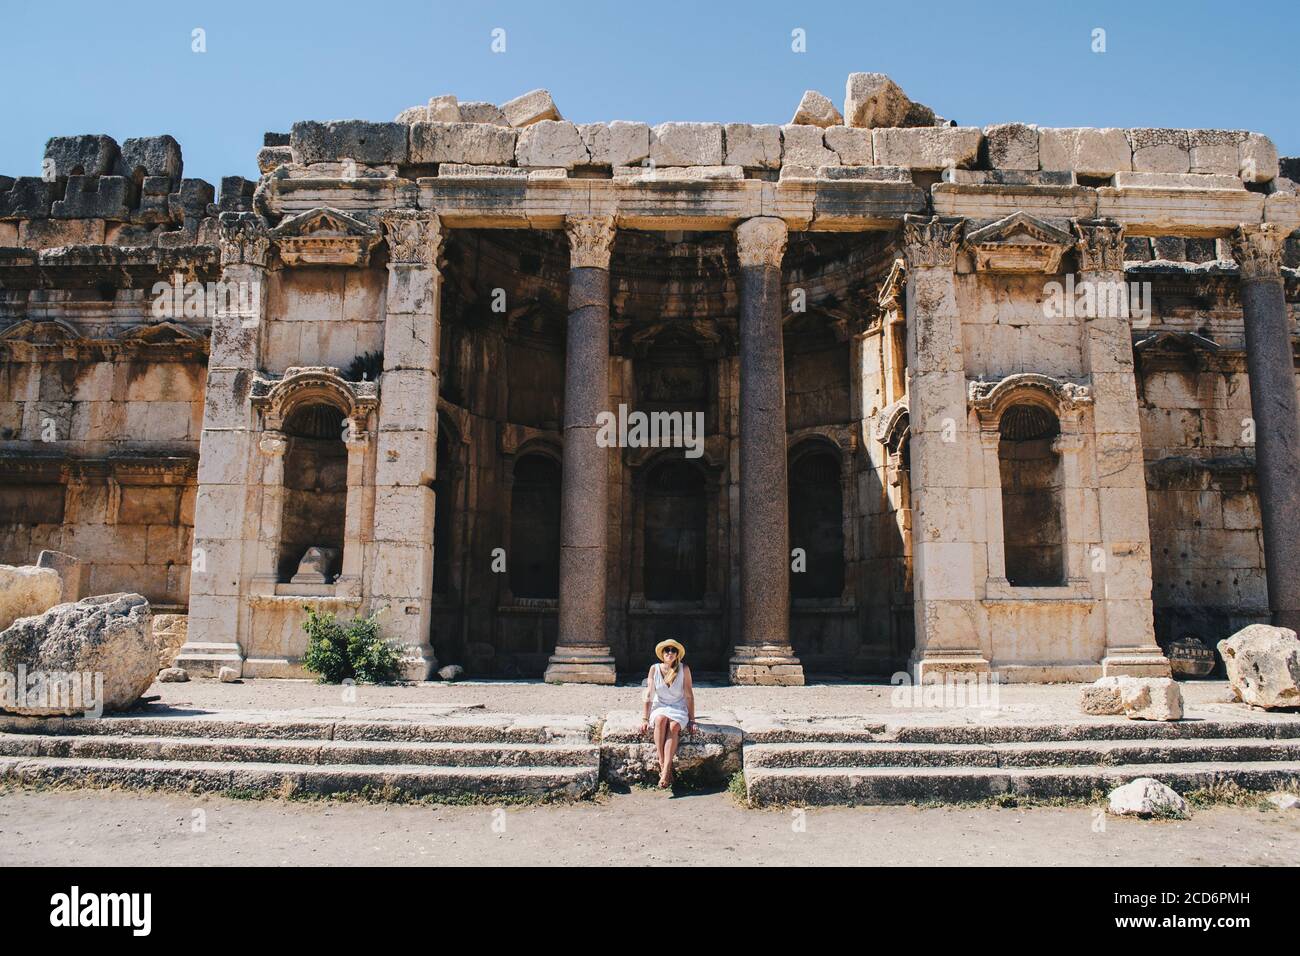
top-left (565, 215), bottom-right (617, 269)
top-left (258, 430), bottom-right (288, 458)
top-left (735, 217), bottom-right (788, 269)
top-left (1230, 223), bottom-right (1286, 280)
top-left (218, 212), bottom-right (271, 268)
top-left (1073, 218), bottom-right (1125, 274)
top-left (381, 209), bottom-right (443, 268)
top-left (901, 215), bottom-right (963, 270)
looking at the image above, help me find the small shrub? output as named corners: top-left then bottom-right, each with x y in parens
top-left (301, 606), bottom-right (401, 684)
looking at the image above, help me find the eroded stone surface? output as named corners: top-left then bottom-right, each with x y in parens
top-left (1219, 625), bottom-right (1300, 709)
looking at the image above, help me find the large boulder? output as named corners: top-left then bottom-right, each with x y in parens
top-left (1108, 778), bottom-right (1188, 818)
top-left (844, 73), bottom-right (911, 129)
top-left (1218, 624), bottom-right (1300, 709)
top-left (0, 593), bottom-right (155, 716)
top-left (1080, 676), bottom-right (1183, 721)
top-left (0, 564), bottom-right (63, 632)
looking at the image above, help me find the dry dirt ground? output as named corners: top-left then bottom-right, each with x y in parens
top-left (1, 786), bottom-right (1297, 866)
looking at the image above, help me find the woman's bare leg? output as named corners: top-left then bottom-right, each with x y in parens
top-left (662, 722), bottom-right (682, 784)
top-left (653, 716), bottom-right (668, 778)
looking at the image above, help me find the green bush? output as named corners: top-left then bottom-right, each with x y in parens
top-left (301, 606), bottom-right (402, 684)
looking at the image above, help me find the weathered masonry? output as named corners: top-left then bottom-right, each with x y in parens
top-left (2, 76), bottom-right (1299, 684)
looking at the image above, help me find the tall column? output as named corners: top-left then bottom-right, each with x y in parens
top-left (178, 212), bottom-right (270, 678)
top-left (373, 209), bottom-right (443, 680)
top-left (1074, 219), bottom-right (1167, 676)
top-left (729, 217), bottom-right (804, 686)
top-left (902, 215), bottom-right (990, 680)
top-left (545, 215), bottom-right (618, 684)
top-left (1231, 223), bottom-right (1300, 630)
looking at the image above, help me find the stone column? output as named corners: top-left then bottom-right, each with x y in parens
top-left (1074, 219), bottom-right (1167, 676)
top-left (177, 212), bottom-right (270, 678)
top-left (251, 429), bottom-right (287, 587)
top-left (373, 210), bottom-right (443, 680)
top-left (1231, 223), bottom-right (1300, 630)
top-left (902, 214), bottom-right (990, 680)
top-left (546, 215), bottom-right (618, 684)
top-left (338, 419), bottom-right (370, 596)
top-left (729, 216), bottom-right (804, 686)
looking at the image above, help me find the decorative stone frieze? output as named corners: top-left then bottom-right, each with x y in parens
top-left (901, 214), bottom-right (963, 269)
top-left (380, 208), bottom-right (443, 268)
top-left (1073, 218), bottom-right (1126, 273)
top-left (217, 212), bottom-right (271, 267)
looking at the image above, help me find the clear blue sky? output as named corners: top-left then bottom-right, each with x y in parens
top-left (3, 0), bottom-right (1296, 189)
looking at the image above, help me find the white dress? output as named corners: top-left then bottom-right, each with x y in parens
top-left (649, 664), bottom-right (690, 730)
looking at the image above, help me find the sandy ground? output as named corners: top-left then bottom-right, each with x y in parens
top-left (2, 786), bottom-right (1297, 866)
top-left (141, 676), bottom-right (1264, 725)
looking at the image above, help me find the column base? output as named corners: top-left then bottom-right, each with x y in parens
top-left (544, 646), bottom-right (617, 685)
top-left (174, 642), bottom-right (244, 679)
top-left (909, 649), bottom-right (992, 684)
top-left (398, 646), bottom-right (438, 682)
top-left (729, 645), bottom-right (805, 686)
top-left (1101, 648), bottom-right (1171, 678)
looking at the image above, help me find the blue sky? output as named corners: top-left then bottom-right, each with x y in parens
top-left (2, 0), bottom-right (1297, 189)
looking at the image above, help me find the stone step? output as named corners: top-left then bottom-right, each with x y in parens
top-left (744, 738), bottom-right (1300, 770)
top-left (0, 754), bottom-right (599, 800)
top-left (741, 719), bottom-right (1300, 746)
top-left (0, 734), bottom-right (600, 768)
top-left (744, 760), bottom-right (1300, 806)
top-left (0, 713), bottom-right (596, 746)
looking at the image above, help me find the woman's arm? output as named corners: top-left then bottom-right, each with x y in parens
top-left (684, 666), bottom-right (696, 728)
top-left (640, 665), bottom-right (654, 732)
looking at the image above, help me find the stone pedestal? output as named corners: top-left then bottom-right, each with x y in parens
top-left (902, 215), bottom-right (991, 682)
top-left (1232, 223), bottom-right (1300, 632)
top-left (546, 216), bottom-right (618, 684)
top-left (1074, 220), bottom-right (1168, 678)
top-left (729, 217), bottom-right (804, 686)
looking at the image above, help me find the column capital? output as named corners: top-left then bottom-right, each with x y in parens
top-left (1230, 222), bottom-right (1286, 280)
top-left (257, 429), bottom-right (288, 457)
top-left (1072, 218), bottom-right (1125, 273)
top-left (565, 215), bottom-right (617, 269)
top-left (218, 212), bottom-right (271, 268)
top-left (735, 216), bottom-right (788, 269)
top-left (381, 208), bottom-right (443, 269)
top-left (901, 215), bottom-right (963, 270)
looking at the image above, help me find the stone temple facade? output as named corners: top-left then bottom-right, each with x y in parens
top-left (2, 75), bottom-right (1299, 686)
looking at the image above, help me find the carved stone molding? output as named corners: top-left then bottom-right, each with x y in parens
top-left (250, 366), bottom-right (379, 434)
top-left (965, 212), bottom-right (1075, 274)
top-left (381, 209), bottom-right (443, 269)
top-left (258, 430), bottom-right (288, 458)
top-left (218, 212), bottom-right (271, 268)
top-left (877, 258), bottom-right (906, 315)
top-left (565, 215), bottom-right (617, 269)
top-left (1230, 222), bottom-right (1286, 280)
top-left (1073, 218), bottom-right (1125, 274)
top-left (968, 372), bottom-right (1093, 426)
top-left (271, 207), bottom-right (381, 267)
top-left (901, 214), bottom-right (963, 270)
top-left (734, 216), bottom-right (788, 269)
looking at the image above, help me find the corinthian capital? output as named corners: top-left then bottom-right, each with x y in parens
top-left (1230, 223), bottom-right (1286, 280)
top-left (1073, 218), bottom-right (1125, 274)
top-left (565, 215), bottom-right (617, 269)
top-left (901, 215), bottom-right (963, 270)
top-left (218, 212), bottom-right (271, 268)
top-left (735, 217), bottom-right (788, 269)
top-left (381, 209), bottom-right (443, 268)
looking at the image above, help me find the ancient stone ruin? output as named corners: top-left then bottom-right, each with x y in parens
top-left (2, 73), bottom-right (1299, 686)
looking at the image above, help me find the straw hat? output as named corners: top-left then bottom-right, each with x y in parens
top-left (655, 639), bottom-right (686, 662)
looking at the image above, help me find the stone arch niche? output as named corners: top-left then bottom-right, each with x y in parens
top-left (508, 451), bottom-right (562, 601)
top-left (278, 402), bottom-right (348, 582)
top-left (997, 403), bottom-right (1065, 587)
top-left (642, 457), bottom-right (708, 601)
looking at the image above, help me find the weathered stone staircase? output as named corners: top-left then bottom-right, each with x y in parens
top-left (0, 708), bottom-right (600, 800)
top-left (742, 716), bottom-right (1300, 806)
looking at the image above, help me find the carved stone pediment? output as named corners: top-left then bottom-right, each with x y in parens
top-left (964, 212), bottom-right (1074, 274)
top-left (968, 372), bottom-right (1092, 425)
top-left (250, 365), bottom-right (379, 435)
top-left (873, 399), bottom-right (911, 450)
top-left (115, 321), bottom-right (205, 345)
top-left (270, 207), bottom-right (381, 267)
top-left (0, 318), bottom-right (81, 345)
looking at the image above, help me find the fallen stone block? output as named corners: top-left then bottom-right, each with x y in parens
top-left (1039, 127), bottom-right (1132, 176)
top-left (409, 122), bottom-right (517, 166)
top-left (438, 664), bottom-right (464, 682)
top-left (723, 123), bottom-right (781, 169)
top-left (515, 120), bottom-right (589, 169)
top-left (983, 123), bottom-right (1039, 170)
top-left (650, 123), bottom-right (724, 167)
top-left (792, 90), bottom-right (842, 128)
top-left (219, 666), bottom-right (241, 683)
top-left (1080, 676), bottom-right (1183, 720)
top-left (872, 126), bottom-right (982, 170)
top-left (157, 667), bottom-right (189, 683)
top-left (1108, 778), bottom-right (1188, 817)
top-left (1218, 624), bottom-right (1300, 709)
top-left (1269, 793), bottom-right (1299, 810)
top-left (0, 593), bottom-right (155, 715)
top-left (0, 564), bottom-right (63, 632)
top-left (290, 120), bottom-right (409, 166)
top-left (502, 89), bottom-right (561, 127)
top-left (844, 72), bottom-right (910, 129)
